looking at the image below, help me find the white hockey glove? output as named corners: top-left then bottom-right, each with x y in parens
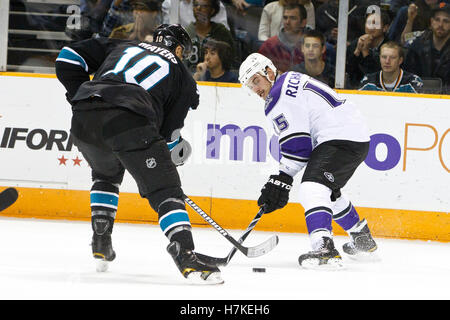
top-left (167, 130), bottom-right (192, 166)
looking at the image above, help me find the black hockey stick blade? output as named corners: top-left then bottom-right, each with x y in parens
top-left (184, 196), bottom-right (278, 258)
top-left (197, 206), bottom-right (270, 266)
top-left (197, 235), bottom-right (278, 266)
top-left (224, 206), bottom-right (267, 263)
top-left (0, 188), bottom-right (19, 212)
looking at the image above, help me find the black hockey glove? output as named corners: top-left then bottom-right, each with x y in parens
top-left (257, 172), bottom-right (293, 214)
top-left (167, 130), bottom-right (192, 166)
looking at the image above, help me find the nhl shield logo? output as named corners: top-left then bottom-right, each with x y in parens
top-left (324, 172), bottom-right (334, 182)
top-left (146, 158), bottom-right (157, 169)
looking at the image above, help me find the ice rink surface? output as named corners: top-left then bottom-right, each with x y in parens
top-left (0, 216), bottom-right (448, 301)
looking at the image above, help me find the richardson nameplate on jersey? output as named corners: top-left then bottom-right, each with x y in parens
top-left (285, 73), bottom-right (301, 98)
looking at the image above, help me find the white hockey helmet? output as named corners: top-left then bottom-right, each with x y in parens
top-left (239, 53), bottom-right (277, 87)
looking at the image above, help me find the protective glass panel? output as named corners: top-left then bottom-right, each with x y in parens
top-left (4, 0), bottom-right (449, 93)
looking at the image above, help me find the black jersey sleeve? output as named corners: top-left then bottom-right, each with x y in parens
top-left (55, 37), bottom-right (124, 103)
top-left (160, 79), bottom-right (199, 140)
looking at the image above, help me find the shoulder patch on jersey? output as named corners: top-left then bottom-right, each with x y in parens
top-left (265, 73), bottom-right (288, 116)
top-left (56, 47), bottom-right (88, 72)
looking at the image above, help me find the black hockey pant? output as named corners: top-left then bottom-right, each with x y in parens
top-left (70, 100), bottom-right (184, 212)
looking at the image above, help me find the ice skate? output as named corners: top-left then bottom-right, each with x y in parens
top-left (91, 216), bottom-right (116, 272)
top-left (342, 219), bottom-right (379, 261)
top-left (167, 241), bottom-right (224, 284)
top-left (298, 237), bottom-right (344, 270)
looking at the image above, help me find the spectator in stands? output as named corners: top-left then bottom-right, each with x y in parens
top-left (184, 0), bottom-right (236, 73)
top-left (258, 3), bottom-right (306, 72)
top-left (389, 0), bottom-right (413, 18)
top-left (161, 0), bottom-right (230, 29)
top-left (346, 9), bottom-right (391, 88)
top-left (389, 0), bottom-right (440, 44)
top-left (258, 0), bottom-right (315, 42)
top-left (403, 3), bottom-right (450, 91)
top-left (315, 0), bottom-right (368, 46)
top-left (68, 0), bottom-right (114, 39)
top-left (66, 0), bottom-right (113, 39)
top-left (291, 29), bottom-right (336, 87)
top-left (99, 0), bottom-right (134, 37)
top-left (222, 0), bottom-right (265, 54)
top-left (226, 0), bottom-right (263, 13)
top-left (223, 0), bottom-right (264, 23)
top-left (109, 0), bottom-right (162, 41)
top-left (193, 39), bottom-right (239, 82)
top-left (359, 41), bottom-right (424, 92)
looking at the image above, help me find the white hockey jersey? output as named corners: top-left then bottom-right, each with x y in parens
top-left (264, 72), bottom-right (370, 176)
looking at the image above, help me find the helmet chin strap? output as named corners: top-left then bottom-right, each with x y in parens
top-left (263, 67), bottom-right (276, 86)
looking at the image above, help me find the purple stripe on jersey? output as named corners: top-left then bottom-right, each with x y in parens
top-left (280, 135), bottom-right (312, 159)
top-left (303, 81), bottom-right (345, 108)
top-left (305, 210), bottom-right (333, 234)
top-left (265, 73), bottom-right (288, 116)
top-left (333, 205), bottom-right (360, 231)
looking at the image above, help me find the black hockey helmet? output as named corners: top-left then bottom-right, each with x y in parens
top-left (153, 24), bottom-right (193, 59)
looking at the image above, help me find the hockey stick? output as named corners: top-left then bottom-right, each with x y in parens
top-left (0, 188), bottom-right (19, 212)
top-left (196, 206), bottom-right (267, 266)
top-left (184, 196), bottom-right (278, 258)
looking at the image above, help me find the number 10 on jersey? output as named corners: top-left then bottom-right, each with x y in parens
top-left (103, 47), bottom-right (170, 91)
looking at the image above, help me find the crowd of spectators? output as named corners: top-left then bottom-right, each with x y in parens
top-left (13, 0), bottom-right (450, 93)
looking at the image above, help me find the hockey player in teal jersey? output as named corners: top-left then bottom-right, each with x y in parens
top-left (55, 24), bottom-right (222, 283)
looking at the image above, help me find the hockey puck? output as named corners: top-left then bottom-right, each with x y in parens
top-left (252, 267), bottom-right (266, 273)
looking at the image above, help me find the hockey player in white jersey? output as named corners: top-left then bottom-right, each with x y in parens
top-left (239, 53), bottom-right (378, 269)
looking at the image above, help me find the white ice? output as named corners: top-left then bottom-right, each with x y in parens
top-left (0, 216), bottom-right (448, 300)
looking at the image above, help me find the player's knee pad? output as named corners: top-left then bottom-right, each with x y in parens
top-left (298, 181), bottom-right (332, 211)
top-left (298, 182), bottom-right (333, 234)
top-left (144, 184), bottom-right (183, 211)
top-left (331, 193), bottom-right (350, 214)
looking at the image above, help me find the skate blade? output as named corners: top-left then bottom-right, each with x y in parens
top-left (186, 271), bottom-right (224, 285)
top-left (300, 257), bottom-right (345, 271)
top-left (345, 250), bottom-right (381, 262)
top-left (95, 260), bottom-right (109, 272)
